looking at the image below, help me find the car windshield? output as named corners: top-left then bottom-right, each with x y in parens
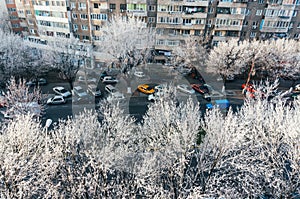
top-left (76, 88), bottom-right (84, 93)
top-left (60, 88), bottom-right (68, 93)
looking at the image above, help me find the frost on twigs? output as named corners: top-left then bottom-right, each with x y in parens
top-left (2, 77), bottom-right (44, 119)
top-left (0, 82), bottom-right (299, 198)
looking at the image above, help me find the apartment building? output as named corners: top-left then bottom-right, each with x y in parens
top-left (4, 0), bottom-right (24, 34)
top-left (0, 0), bottom-right (11, 32)
top-left (6, 0), bottom-right (300, 51)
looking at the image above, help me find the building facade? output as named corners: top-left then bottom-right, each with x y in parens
top-left (6, 0), bottom-right (300, 50)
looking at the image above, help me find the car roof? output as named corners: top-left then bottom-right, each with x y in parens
top-left (74, 86), bottom-right (83, 89)
top-left (54, 86), bottom-right (65, 90)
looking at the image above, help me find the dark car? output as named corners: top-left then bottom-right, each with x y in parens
top-left (191, 84), bottom-right (209, 95)
top-left (26, 78), bottom-right (47, 87)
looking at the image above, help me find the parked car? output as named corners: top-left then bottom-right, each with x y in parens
top-left (78, 76), bottom-right (97, 84)
top-left (294, 84), bottom-right (300, 92)
top-left (53, 86), bottom-right (72, 98)
top-left (191, 84), bottom-right (209, 95)
top-left (46, 95), bottom-right (66, 105)
top-left (148, 91), bottom-right (164, 102)
top-left (137, 84), bottom-right (155, 94)
top-left (107, 92), bottom-right (125, 102)
top-left (73, 86), bottom-right (88, 98)
top-left (102, 76), bottom-right (119, 84)
top-left (177, 84), bottom-right (195, 94)
top-left (4, 102), bottom-right (41, 119)
top-left (87, 84), bottom-right (101, 97)
top-left (134, 71), bottom-right (145, 78)
top-left (26, 78), bottom-right (47, 87)
top-left (105, 85), bottom-right (118, 95)
top-left (0, 96), bottom-right (7, 108)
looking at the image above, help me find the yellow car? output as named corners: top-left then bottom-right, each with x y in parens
top-left (137, 84), bottom-right (155, 94)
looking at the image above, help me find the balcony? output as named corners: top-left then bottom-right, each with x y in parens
top-left (218, 2), bottom-right (247, 8)
top-left (214, 25), bottom-right (243, 31)
top-left (216, 13), bottom-right (245, 20)
top-left (183, 11), bottom-right (207, 18)
top-left (36, 16), bottom-right (68, 23)
top-left (127, 10), bottom-right (147, 17)
top-left (183, 0), bottom-right (209, 6)
top-left (260, 27), bottom-right (289, 33)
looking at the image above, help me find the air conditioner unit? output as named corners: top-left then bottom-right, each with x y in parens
top-left (121, 9), bottom-right (124, 12)
top-left (252, 25), bottom-right (257, 29)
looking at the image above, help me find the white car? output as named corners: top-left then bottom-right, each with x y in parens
top-left (148, 89), bottom-right (165, 102)
top-left (73, 86), bottom-right (88, 98)
top-left (177, 84), bottom-right (195, 94)
top-left (53, 86), bottom-right (72, 98)
top-left (47, 95), bottom-right (66, 105)
top-left (78, 76), bottom-right (97, 83)
top-left (102, 76), bottom-right (118, 84)
top-left (294, 84), bottom-right (300, 92)
top-left (87, 84), bottom-right (101, 97)
top-left (105, 85), bottom-right (118, 95)
top-left (107, 92), bottom-right (125, 102)
top-left (134, 71), bottom-right (145, 78)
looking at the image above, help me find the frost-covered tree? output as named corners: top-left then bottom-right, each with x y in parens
top-left (206, 39), bottom-right (248, 80)
top-left (96, 16), bottom-right (155, 73)
top-left (1, 77), bottom-right (44, 119)
top-left (171, 36), bottom-right (207, 68)
top-left (0, 11), bottom-right (11, 33)
top-left (0, 82), bottom-right (299, 198)
top-left (0, 30), bottom-right (50, 80)
top-left (48, 36), bottom-right (91, 89)
top-left (206, 39), bottom-right (300, 83)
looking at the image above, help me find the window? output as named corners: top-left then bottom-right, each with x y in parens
top-left (45, 1), bottom-right (49, 5)
top-left (9, 15), bottom-right (18, 20)
top-left (120, 4), bottom-right (126, 10)
top-left (26, 10), bottom-right (31, 15)
top-left (182, 30), bottom-right (190, 35)
top-left (293, 10), bottom-right (297, 17)
top-left (30, 29), bottom-right (35, 34)
top-left (148, 5), bottom-right (155, 11)
top-left (256, 10), bottom-right (262, 16)
top-left (12, 23), bottom-right (20, 28)
top-left (52, 1), bottom-right (55, 6)
top-left (214, 31), bottom-right (222, 36)
top-left (5, 0), bottom-right (14, 4)
top-left (8, 8), bottom-right (17, 12)
top-left (258, 0), bottom-right (264, 3)
top-left (72, 13), bottom-right (77, 19)
top-left (294, 33), bottom-right (299, 38)
top-left (194, 30), bottom-right (201, 36)
top-left (83, 35), bottom-right (89, 40)
top-left (94, 3), bottom-right (99, 8)
top-left (90, 13), bottom-right (107, 20)
top-left (56, 1), bottom-right (60, 6)
top-left (252, 21), bottom-right (258, 29)
top-left (71, 2), bottom-right (75, 8)
top-left (183, 19), bottom-right (192, 25)
top-left (94, 25), bottom-right (100, 31)
top-left (148, 17), bottom-right (155, 23)
top-left (110, 3), bottom-right (116, 9)
top-left (80, 14), bottom-right (88, 19)
top-left (250, 32), bottom-right (256, 38)
top-left (73, 24), bottom-right (78, 30)
top-left (81, 25), bottom-right (88, 30)
top-left (208, 8), bottom-right (214, 13)
top-left (243, 21), bottom-right (248, 26)
top-left (79, 2), bottom-right (86, 9)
